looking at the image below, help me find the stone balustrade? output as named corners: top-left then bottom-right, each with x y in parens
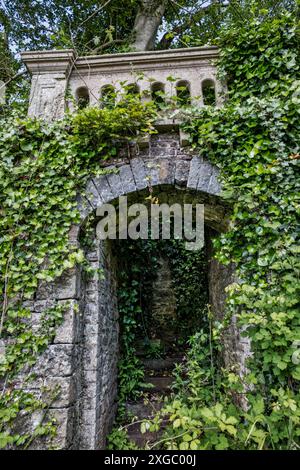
top-left (21, 46), bottom-right (224, 121)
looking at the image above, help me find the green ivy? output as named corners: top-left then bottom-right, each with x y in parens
top-left (0, 96), bottom-right (156, 448)
top-left (178, 11), bottom-right (300, 449)
top-left (139, 10), bottom-right (300, 451)
top-left (1, 9), bottom-right (299, 451)
top-left (185, 11), bottom-right (300, 387)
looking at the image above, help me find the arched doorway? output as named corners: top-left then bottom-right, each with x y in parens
top-left (26, 132), bottom-right (249, 450)
top-left (76, 183), bottom-right (238, 449)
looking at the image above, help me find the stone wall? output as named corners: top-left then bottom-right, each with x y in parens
top-left (9, 237), bottom-right (118, 450)
top-left (3, 131), bottom-right (251, 449)
top-left (206, 228), bottom-right (251, 408)
top-left (6, 45), bottom-right (252, 449)
top-left (78, 239), bottom-right (119, 449)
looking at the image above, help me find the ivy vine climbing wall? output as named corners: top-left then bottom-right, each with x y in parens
top-left (0, 99), bottom-right (156, 448)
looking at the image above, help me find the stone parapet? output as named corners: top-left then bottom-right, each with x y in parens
top-left (21, 46), bottom-right (224, 121)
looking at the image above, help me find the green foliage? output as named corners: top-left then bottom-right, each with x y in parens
top-left (141, 325), bottom-right (241, 450)
top-left (0, 97), bottom-right (156, 448)
top-left (3, 1), bottom-right (295, 55)
top-left (1, 3), bottom-right (299, 452)
top-left (159, 401), bottom-right (240, 450)
top-left (106, 427), bottom-right (139, 450)
top-left (139, 9), bottom-right (300, 452)
top-left (185, 11), bottom-right (300, 389)
top-left (115, 240), bottom-right (157, 403)
top-left (171, 329), bottom-right (222, 404)
top-left (0, 387), bottom-right (59, 450)
top-left (0, 304), bottom-right (65, 376)
top-left (114, 237), bottom-right (208, 404)
top-left (117, 281), bottom-right (145, 403)
top-left (2, 0), bottom-right (296, 111)
top-left (163, 239), bottom-right (208, 338)
top-left (182, 11), bottom-right (300, 449)
top-left (1, 1), bottom-right (139, 54)
top-left (143, 339), bottom-right (164, 359)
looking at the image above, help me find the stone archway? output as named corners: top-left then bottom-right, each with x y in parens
top-left (21, 130), bottom-right (250, 450)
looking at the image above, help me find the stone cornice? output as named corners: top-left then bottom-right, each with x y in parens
top-left (21, 49), bottom-right (76, 75)
top-left (73, 46), bottom-right (219, 74)
top-left (21, 46), bottom-right (219, 77)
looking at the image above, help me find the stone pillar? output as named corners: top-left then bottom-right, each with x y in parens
top-left (79, 239), bottom-right (119, 449)
top-left (21, 49), bottom-right (76, 120)
top-left (206, 228), bottom-right (251, 408)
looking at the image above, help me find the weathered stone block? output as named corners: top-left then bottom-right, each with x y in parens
top-left (207, 165), bottom-right (221, 196)
top-left (119, 164), bottom-right (136, 194)
top-left (93, 174), bottom-right (114, 203)
top-left (197, 161), bottom-right (214, 193)
top-left (49, 407), bottom-right (75, 449)
top-left (33, 344), bottom-right (76, 377)
top-left (175, 159), bottom-right (190, 186)
top-left (36, 279), bottom-right (54, 300)
top-left (157, 158), bottom-right (175, 185)
top-left (130, 158), bottom-right (148, 190)
top-left (105, 168), bottom-right (123, 198)
top-left (85, 179), bottom-right (103, 208)
top-left (54, 268), bottom-right (79, 300)
top-left (54, 300), bottom-right (80, 344)
top-left (22, 374), bottom-right (77, 408)
top-left (78, 424), bottom-right (95, 450)
top-left (187, 156), bottom-right (202, 189)
top-left (145, 161), bottom-right (161, 186)
top-left (179, 129), bottom-right (190, 147)
top-left (82, 340), bottom-right (100, 371)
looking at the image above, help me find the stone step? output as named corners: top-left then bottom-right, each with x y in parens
top-left (143, 375), bottom-right (173, 392)
top-left (126, 417), bottom-right (169, 448)
top-left (142, 356), bottom-right (184, 371)
top-left (122, 356), bottom-right (181, 448)
top-left (125, 401), bottom-right (163, 420)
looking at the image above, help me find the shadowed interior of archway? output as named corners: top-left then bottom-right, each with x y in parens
top-left (109, 231), bottom-right (210, 448)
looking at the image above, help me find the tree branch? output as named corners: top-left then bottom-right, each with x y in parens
top-left (77, 0), bottom-right (113, 28)
top-left (92, 38), bottom-right (127, 53)
top-left (0, 71), bottom-right (25, 91)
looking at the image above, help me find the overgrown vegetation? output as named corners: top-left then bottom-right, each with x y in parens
top-left (0, 96), bottom-right (156, 448)
top-left (138, 11), bottom-right (300, 450)
top-left (107, 238), bottom-right (209, 449)
top-left (0, 2), bottom-right (299, 452)
top-left (114, 238), bottom-right (208, 403)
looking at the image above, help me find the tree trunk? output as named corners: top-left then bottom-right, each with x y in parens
top-left (131, 0), bottom-right (168, 51)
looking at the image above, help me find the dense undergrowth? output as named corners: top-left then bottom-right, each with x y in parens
top-left (114, 238), bottom-right (208, 405)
